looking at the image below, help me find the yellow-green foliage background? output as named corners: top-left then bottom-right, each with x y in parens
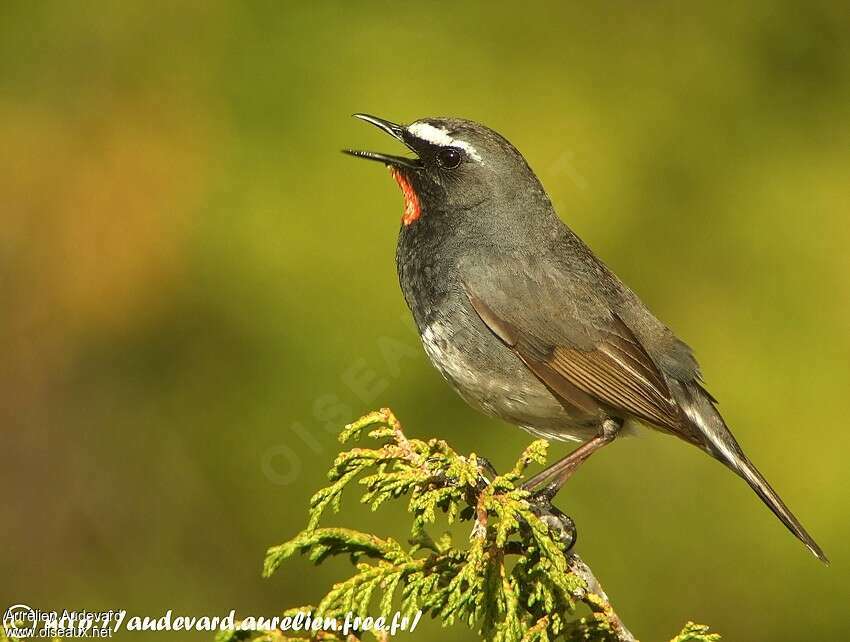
top-left (2, 2), bottom-right (848, 640)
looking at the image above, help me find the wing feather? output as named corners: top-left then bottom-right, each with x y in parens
top-left (466, 284), bottom-right (682, 430)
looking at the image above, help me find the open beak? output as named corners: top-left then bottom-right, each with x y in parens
top-left (343, 114), bottom-right (422, 170)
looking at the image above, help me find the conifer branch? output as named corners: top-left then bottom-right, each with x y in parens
top-left (241, 409), bottom-right (720, 642)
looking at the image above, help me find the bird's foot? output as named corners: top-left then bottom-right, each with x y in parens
top-left (459, 455), bottom-right (576, 551)
top-left (474, 455), bottom-right (499, 490)
top-left (526, 488), bottom-right (577, 552)
top-left (428, 455), bottom-right (498, 491)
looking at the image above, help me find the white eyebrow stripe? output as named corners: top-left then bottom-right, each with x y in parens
top-left (407, 122), bottom-right (483, 163)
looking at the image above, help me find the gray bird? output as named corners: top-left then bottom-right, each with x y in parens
top-left (345, 114), bottom-right (827, 563)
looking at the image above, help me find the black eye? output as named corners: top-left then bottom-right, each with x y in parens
top-left (436, 147), bottom-right (463, 169)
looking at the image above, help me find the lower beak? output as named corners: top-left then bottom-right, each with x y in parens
top-left (343, 113), bottom-right (422, 170)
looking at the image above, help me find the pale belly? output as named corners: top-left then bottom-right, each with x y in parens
top-left (419, 319), bottom-right (601, 443)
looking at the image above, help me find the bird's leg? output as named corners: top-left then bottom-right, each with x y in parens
top-left (522, 417), bottom-right (623, 499)
top-left (519, 419), bottom-right (622, 550)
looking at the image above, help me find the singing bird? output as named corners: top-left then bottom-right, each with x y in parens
top-left (344, 114), bottom-right (827, 562)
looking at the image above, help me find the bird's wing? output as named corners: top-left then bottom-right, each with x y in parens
top-left (461, 256), bottom-right (682, 431)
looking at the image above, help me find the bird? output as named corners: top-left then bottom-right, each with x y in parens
top-left (343, 113), bottom-right (827, 563)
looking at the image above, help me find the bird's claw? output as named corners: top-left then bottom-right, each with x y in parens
top-left (527, 490), bottom-right (577, 552)
top-left (474, 455), bottom-right (499, 490)
top-left (428, 455), bottom-right (498, 492)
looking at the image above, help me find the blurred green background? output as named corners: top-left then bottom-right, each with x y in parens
top-left (2, 1), bottom-right (848, 640)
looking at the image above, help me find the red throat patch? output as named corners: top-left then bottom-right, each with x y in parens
top-left (389, 167), bottom-right (421, 225)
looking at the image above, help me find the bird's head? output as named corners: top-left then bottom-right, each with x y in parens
top-left (345, 114), bottom-right (546, 227)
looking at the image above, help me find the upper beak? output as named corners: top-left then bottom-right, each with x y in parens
top-left (343, 113), bottom-right (422, 170)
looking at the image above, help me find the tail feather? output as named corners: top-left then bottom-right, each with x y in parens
top-left (734, 453), bottom-right (829, 563)
top-left (670, 380), bottom-right (828, 563)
